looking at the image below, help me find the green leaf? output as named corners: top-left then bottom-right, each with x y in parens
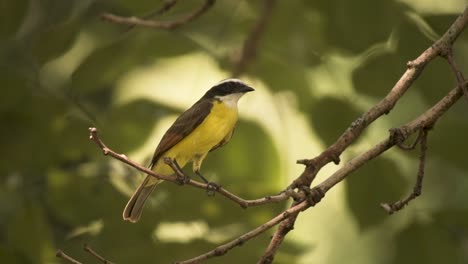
top-left (7, 202), bottom-right (55, 263)
top-left (353, 53), bottom-right (405, 98)
top-left (393, 219), bottom-right (462, 264)
top-left (308, 0), bottom-right (403, 54)
top-left (345, 157), bottom-right (407, 230)
top-left (309, 96), bottom-right (362, 146)
top-left (0, 0), bottom-right (29, 40)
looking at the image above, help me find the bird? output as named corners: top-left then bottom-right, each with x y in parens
top-left (123, 79), bottom-right (254, 223)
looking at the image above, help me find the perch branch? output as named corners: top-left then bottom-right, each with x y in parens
top-left (88, 127), bottom-right (290, 208)
top-left (101, 0), bottom-right (215, 30)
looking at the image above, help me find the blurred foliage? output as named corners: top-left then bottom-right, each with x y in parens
top-left (0, 0), bottom-right (467, 263)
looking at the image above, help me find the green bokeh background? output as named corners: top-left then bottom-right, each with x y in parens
top-left (1, 1), bottom-right (468, 263)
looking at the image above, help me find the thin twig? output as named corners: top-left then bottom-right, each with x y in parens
top-left (258, 187), bottom-right (323, 263)
top-left (317, 83), bottom-right (465, 195)
top-left (144, 0), bottom-right (179, 18)
top-left (56, 250), bottom-right (82, 264)
top-left (232, 0), bottom-right (277, 77)
top-left (395, 129), bottom-right (423, 150)
top-left (125, 0), bottom-right (179, 31)
top-left (101, 0), bottom-right (215, 30)
top-left (257, 214), bottom-right (298, 264)
top-left (175, 201), bottom-right (308, 264)
top-left (88, 127), bottom-right (290, 208)
top-left (444, 49), bottom-right (468, 101)
top-left (380, 129), bottom-right (429, 214)
top-left (84, 244), bottom-right (115, 264)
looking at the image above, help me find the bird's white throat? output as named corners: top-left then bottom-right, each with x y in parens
top-left (216, 93), bottom-right (244, 109)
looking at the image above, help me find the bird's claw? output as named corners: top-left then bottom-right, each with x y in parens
top-left (206, 182), bottom-right (220, 196)
top-left (176, 174), bottom-right (191, 185)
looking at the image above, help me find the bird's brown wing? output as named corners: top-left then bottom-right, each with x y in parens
top-left (149, 99), bottom-right (213, 168)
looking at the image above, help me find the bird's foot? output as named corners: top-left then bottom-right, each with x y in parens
top-left (206, 182), bottom-right (220, 196)
top-left (176, 174), bottom-right (191, 185)
top-left (194, 170), bottom-right (219, 196)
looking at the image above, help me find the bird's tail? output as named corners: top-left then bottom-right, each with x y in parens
top-left (123, 175), bottom-right (161, 223)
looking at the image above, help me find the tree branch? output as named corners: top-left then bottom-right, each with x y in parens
top-left (395, 129), bottom-right (423, 150)
top-left (443, 49), bottom-right (468, 101)
top-left (144, 0), bottom-right (179, 18)
top-left (175, 200), bottom-right (309, 264)
top-left (259, 7), bottom-right (468, 262)
top-left (56, 250), bottom-right (82, 264)
top-left (257, 81), bottom-right (467, 263)
top-left (84, 244), bottom-right (115, 264)
top-left (380, 129), bottom-right (429, 214)
top-left (257, 214), bottom-right (298, 264)
top-left (232, 0), bottom-right (277, 77)
top-left (88, 127), bottom-right (290, 208)
top-left (125, 0), bottom-right (179, 31)
top-left (100, 0), bottom-right (215, 30)
top-left (290, 4), bottom-right (468, 190)
top-left (317, 83), bottom-right (465, 195)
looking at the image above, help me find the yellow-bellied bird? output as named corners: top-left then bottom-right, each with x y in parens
top-left (123, 79), bottom-right (254, 222)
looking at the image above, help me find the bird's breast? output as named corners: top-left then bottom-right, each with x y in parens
top-left (191, 101), bottom-right (238, 146)
top-left (169, 101), bottom-right (238, 159)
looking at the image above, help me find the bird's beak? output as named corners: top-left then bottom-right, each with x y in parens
top-left (242, 86), bottom-right (255, 93)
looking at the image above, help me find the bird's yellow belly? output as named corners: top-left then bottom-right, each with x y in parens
top-left (152, 101), bottom-right (238, 176)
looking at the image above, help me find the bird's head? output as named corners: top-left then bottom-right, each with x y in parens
top-left (203, 79), bottom-right (254, 107)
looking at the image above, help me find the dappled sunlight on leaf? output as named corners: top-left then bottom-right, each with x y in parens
top-left (8, 202), bottom-right (55, 263)
top-left (114, 52), bottom-right (227, 109)
top-left (153, 220), bottom-right (243, 244)
top-left (397, 0), bottom-right (466, 14)
top-left (154, 220), bottom-right (210, 243)
top-left (404, 10), bottom-right (440, 42)
top-left (66, 219), bottom-right (104, 239)
top-left (39, 32), bottom-right (97, 90)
